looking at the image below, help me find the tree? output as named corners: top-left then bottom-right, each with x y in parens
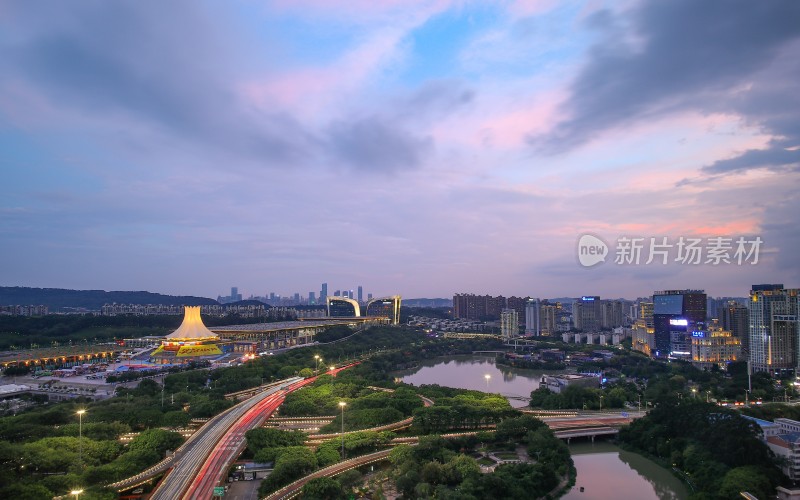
top-left (301, 477), bottom-right (346, 500)
top-left (719, 466), bottom-right (774, 500)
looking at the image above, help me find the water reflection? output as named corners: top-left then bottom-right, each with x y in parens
top-left (396, 355), bottom-right (546, 407)
top-left (565, 442), bottom-right (687, 500)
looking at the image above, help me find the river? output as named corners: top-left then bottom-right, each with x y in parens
top-left (397, 355), bottom-right (689, 500)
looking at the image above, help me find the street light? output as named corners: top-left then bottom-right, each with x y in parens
top-left (329, 365), bottom-right (335, 372)
top-left (599, 395), bottom-right (604, 412)
top-left (314, 355), bottom-right (321, 373)
top-left (484, 374), bottom-right (491, 389)
top-left (76, 410), bottom-right (86, 469)
top-left (691, 388), bottom-right (697, 399)
top-left (706, 390), bottom-right (710, 403)
top-left (339, 402), bottom-right (346, 459)
top-left (71, 489), bottom-right (83, 500)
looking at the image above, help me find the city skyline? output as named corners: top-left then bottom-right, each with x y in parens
top-left (2, 1), bottom-right (799, 299)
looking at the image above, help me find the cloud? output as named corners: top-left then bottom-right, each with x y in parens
top-left (534, 0), bottom-right (800, 164)
top-left (326, 116), bottom-right (433, 173)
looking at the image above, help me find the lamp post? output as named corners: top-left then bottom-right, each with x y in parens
top-left (339, 402), bottom-right (346, 459)
top-left (599, 395), bottom-right (604, 412)
top-left (314, 355), bottom-right (321, 373)
top-left (76, 410), bottom-right (86, 469)
top-left (706, 390), bottom-right (710, 403)
top-left (71, 489), bottom-right (83, 500)
top-left (329, 365), bottom-right (335, 373)
top-left (691, 388), bottom-right (697, 399)
top-left (484, 374), bottom-right (491, 390)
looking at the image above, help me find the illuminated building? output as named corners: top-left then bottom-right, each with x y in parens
top-left (652, 290), bottom-right (706, 359)
top-left (151, 306), bottom-right (223, 363)
top-left (365, 296), bottom-right (401, 325)
top-left (327, 297), bottom-right (360, 318)
top-left (500, 308), bottom-right (518, 340)
top-left (749, 284), bottom-right (799, 375)
top-left (718, 301), bottom-right (749, 355)
top-left (691, 323), bottom-right (741, 368)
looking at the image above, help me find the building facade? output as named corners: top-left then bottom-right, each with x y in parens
top-left (652, 289), bottom-right (706, 359)
top-left (749, 284), bottom-right (799, 375)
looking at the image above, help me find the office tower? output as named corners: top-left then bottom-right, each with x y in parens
top-left (367, 293), bottom-right (373, 301)
top-left (358, 286), bottom-right (363, 303)
top-left (525, 299), bottom-right (540, 335)
top-left (321, 283), bottom-right (328, 301)
top-left (540, 301), bottom-right (559, 336)
top-left (309, 292), bottom-right (316, 305)
top-left (573, 296), bottom-right (601, 332)
top-left (334, 290), bottom-right (341, 297)
top-left (749, 284), bottom-right (799, 375)
top-left (501, 309), bottom-right (519, 340)
top-left (719, 301), bottom-right (749, 354)
top-left (294, 293), bottom-right (300, 304)
top-left (230, 287), bottom-right (242, 302)
top-left (601, 300), bottom-right (625, 329)
top-left (652, 290), bottom-right (706, 359)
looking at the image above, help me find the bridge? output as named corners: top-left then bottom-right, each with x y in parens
top-left (554, 427), bottom-right (620, 442)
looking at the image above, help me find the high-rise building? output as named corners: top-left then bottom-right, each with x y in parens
top-left (294, 293), bottom-right (300, 303)
top-left (719, 301), bottom-right (749, 354)
top-left (358, 286), bottom-right (363, 303)
top-left (321, 283), bottom-right (328, 302)
top-left (601, 300), bottom-right (625, 329)
top-left (525, 299), bottom-right (540, 335)
top-left (309, 292), bottom-right (316, 305)
top-left (334, 290), bottom-right (341, 297)
top-left (501, 309), bottom-right (519, 340)
top-left (653, 290), bottom-right (706, 359)
top-left (367, 293), bottom-right (373, 301)
top-left (749, 284), bottom-right (799, 375)
top-left (639, 302), bottom-right (654, 329)
top-left (540, 301), bottom-right (559, 336)
top-left (573, 296), bottom-right (601, 332)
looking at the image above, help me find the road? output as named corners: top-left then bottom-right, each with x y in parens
top-left (153, 364), bottom-right (357, 500)
top-left (182, 377), bottom-right (316, 499)
top-left (149, 377), bottom-right (303, 500)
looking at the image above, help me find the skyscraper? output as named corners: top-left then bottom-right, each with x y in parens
top-left (525, 299), bottom-right (540, 335)
top-left (501, 309), bottom-right (519, 340)
top-left (652, 290), bottom-right (706, 359)
top-left (321, 283), bottom-right (328, 302)
top-left (309, 292), bottom-right (316, 305)
top-left (719, 301), bottom-right (749, 354)
top-left (358, 286), bottom-right (363, 304)
top-left (749, 284), bottom-right (799, 375)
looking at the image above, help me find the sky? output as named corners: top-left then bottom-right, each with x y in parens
top-left (1, 0), bottom-right (799, 301)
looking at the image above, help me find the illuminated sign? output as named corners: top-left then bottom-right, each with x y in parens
top-left (581, 296), bottom-right (596, 301)
top-left (670, 319), bottom-right (689, 326)
top-left (692, 331), bottom-right (706, 338)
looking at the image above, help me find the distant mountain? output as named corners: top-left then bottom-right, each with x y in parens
top-left (403, 298), bottom-right (453, 308)
top-left (0, 286), bottom-right (218, 311)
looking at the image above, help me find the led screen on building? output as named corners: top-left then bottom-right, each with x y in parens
top-left (654, 294), bottom-right (683, 315)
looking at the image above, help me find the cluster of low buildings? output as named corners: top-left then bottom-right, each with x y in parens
top-left (0, 305), bottom-right (48, 316)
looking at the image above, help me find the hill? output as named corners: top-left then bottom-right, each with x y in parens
top-left (0, 286), bottom-right (218, 311)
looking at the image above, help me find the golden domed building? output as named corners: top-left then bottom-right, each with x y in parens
top-left (151, 306), bottom-right (223, 364)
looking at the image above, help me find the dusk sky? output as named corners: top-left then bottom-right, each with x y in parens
top-left (1, 1), bottom-right (799, 301)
